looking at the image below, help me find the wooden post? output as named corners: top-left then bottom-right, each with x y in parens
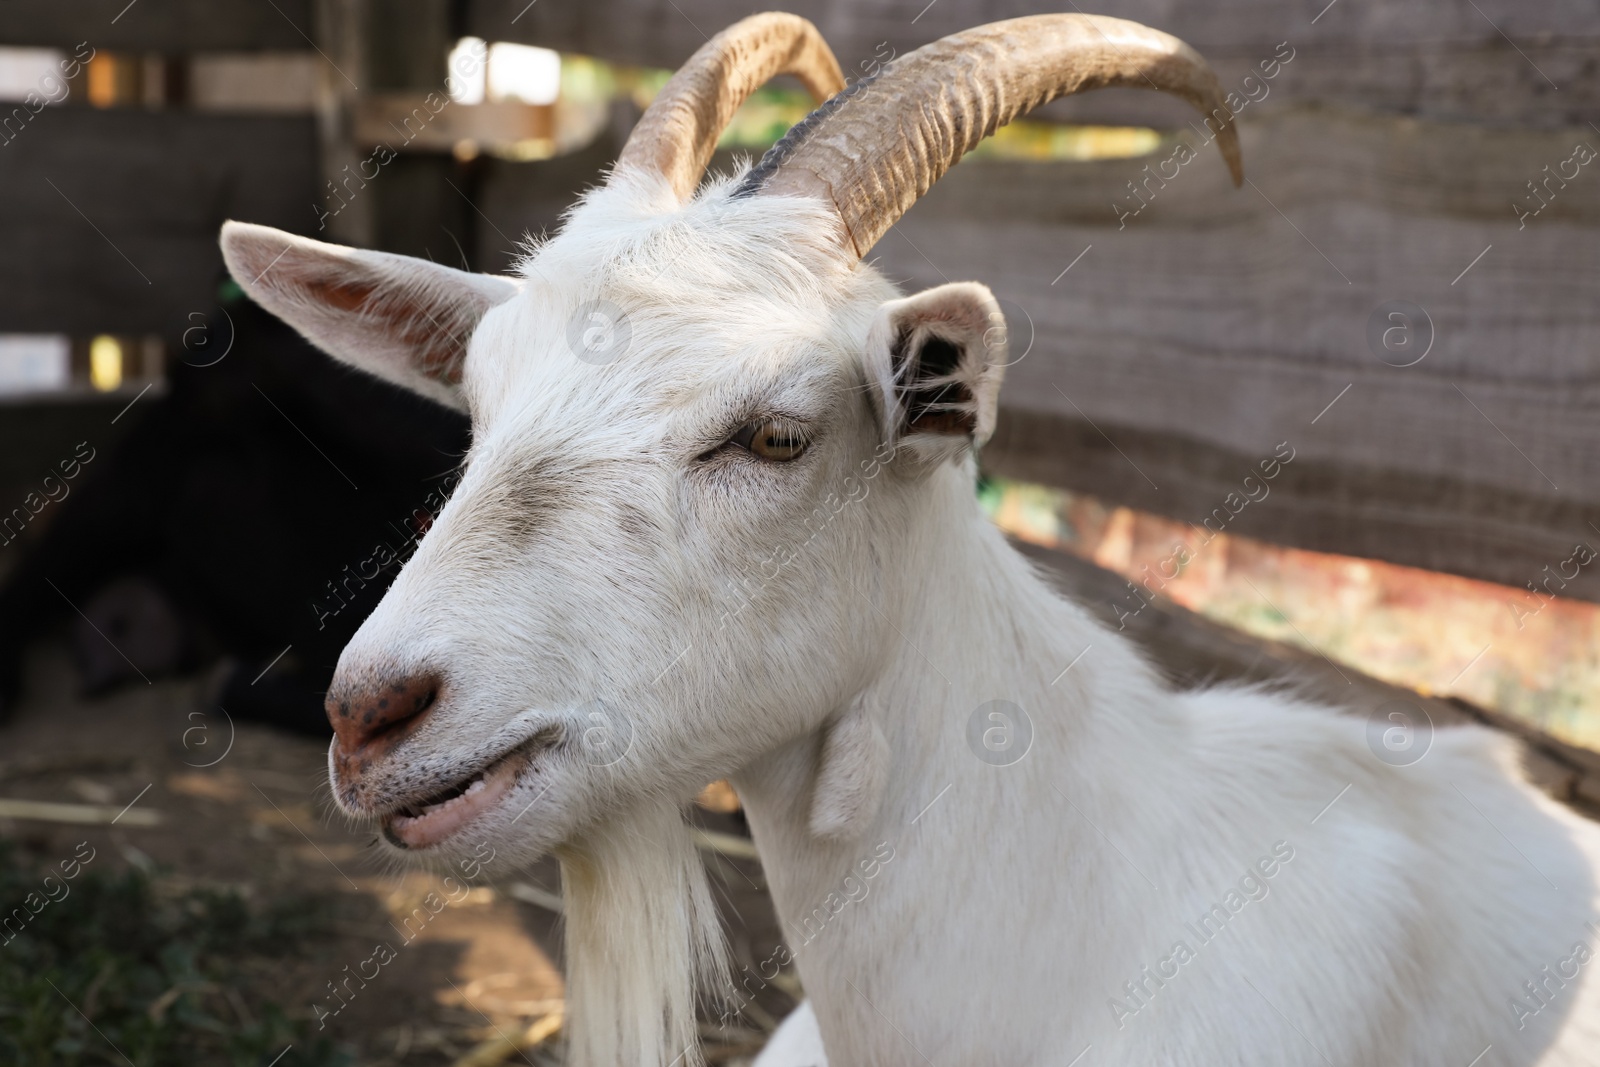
top-left (312, 0), bottom-right (374, 247)
top-left (363, 0), bottom-right (475, 264)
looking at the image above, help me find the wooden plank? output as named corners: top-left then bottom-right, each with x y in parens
top-left (0, 109), bottom-right (317, 339)
top-left (189, 53), bottom-right (322, 113)
top-left (0, 0), bottom-right (315, 52)
top-left (310, 0), bottom-right (373, 247)
top-left (987, 412), bottom-right (1600, 604)
top-left (465, 0), bottom-right (1600, 125)
top-left (360, 0), bottom-right (476, 265)
top-left (877, 107), bottom-right (1600, 602)
top-left (352, 96), bottom-right (553, 150)
top-left (894, 107), bottom-right (1600, 226)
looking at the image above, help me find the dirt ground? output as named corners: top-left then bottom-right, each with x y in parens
top-left (8, 547), bottom-right (1594, 1066)
top-left (0, 639), bottom-right (796, 1066)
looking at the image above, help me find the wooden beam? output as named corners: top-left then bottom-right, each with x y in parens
top-left (464, 0), bottom-right (1600, 126)
top-left (358, 0), bottom-right (475, 262)
top-left (352, 96), bottom-right (553, 151)
top-left (311, 0), bottom-right (374, 246)
top-left (987, 411), bottom-right (1600, 604)
top-left (0, 0), bottom-right (316, 52)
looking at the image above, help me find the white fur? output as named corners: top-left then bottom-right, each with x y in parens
top-left (559, 804), bottom-right (729, 1067)
top-left (757, 1000), bottom-right (827, 1067)
top-left (808, 695), bottom-right (889, 839)
top-left (221, 169), bottom-right (1600, 1066)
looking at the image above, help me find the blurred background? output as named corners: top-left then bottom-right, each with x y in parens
top-left (0, 1), bottom-right (1596, 1064)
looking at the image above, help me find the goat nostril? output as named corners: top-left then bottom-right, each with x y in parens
top-left (325, 670), bottom-right (443, 758)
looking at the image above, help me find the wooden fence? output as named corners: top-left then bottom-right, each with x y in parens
top-left (2, 0), bottom-right (1597, 603)
top-left (471, 0), bottom-right (1600, 602)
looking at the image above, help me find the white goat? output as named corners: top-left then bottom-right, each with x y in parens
top-left (219, 12), bottom-right (1600, 1066)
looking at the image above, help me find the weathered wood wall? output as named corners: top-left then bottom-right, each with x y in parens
top-left (0, 1), bottom-right (323, 344)
top-left (0, 110), bottom-right (316, 338)
top-left (0, 0), bottom-right (459, 345)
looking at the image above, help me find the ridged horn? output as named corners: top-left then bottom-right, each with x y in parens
top-left (732, 14), bottom-right (1244, 257)
top-left (613, 12), bottom-right (845, 201)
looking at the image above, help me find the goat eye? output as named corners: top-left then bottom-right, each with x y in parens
top-left (730, 418), bottom-right (808, 462)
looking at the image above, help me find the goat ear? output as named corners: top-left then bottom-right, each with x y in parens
top-left (809, 695), bottom-right (888, 840)
top-left (219, 221), bottom-right (519, 411)
top-left (866, 282), bottom-right (1007, 455)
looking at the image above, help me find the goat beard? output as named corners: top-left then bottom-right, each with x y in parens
top-left (557, 803), bottom-right (731, 1067)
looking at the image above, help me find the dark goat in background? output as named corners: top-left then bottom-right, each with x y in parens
top-left (0, 293), bottom-right (470, 734)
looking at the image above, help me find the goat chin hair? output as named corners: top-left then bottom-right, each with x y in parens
top-left (558, 803), bottom-right (731, 1067)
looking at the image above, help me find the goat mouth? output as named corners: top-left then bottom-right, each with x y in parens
top-left (380, 744), bottom-right (534, 851)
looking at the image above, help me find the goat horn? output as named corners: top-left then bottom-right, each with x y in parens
top-left (614, 12), bottom-right (845, 201)
top-left (732, 14), bottom-right (1244, 257)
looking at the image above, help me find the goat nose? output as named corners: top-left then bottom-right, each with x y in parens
top-left (326, 671), bottom-right (441, 758)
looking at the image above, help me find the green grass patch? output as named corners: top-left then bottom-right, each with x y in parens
top-left (0, 841), bottom-right (351, 1067)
